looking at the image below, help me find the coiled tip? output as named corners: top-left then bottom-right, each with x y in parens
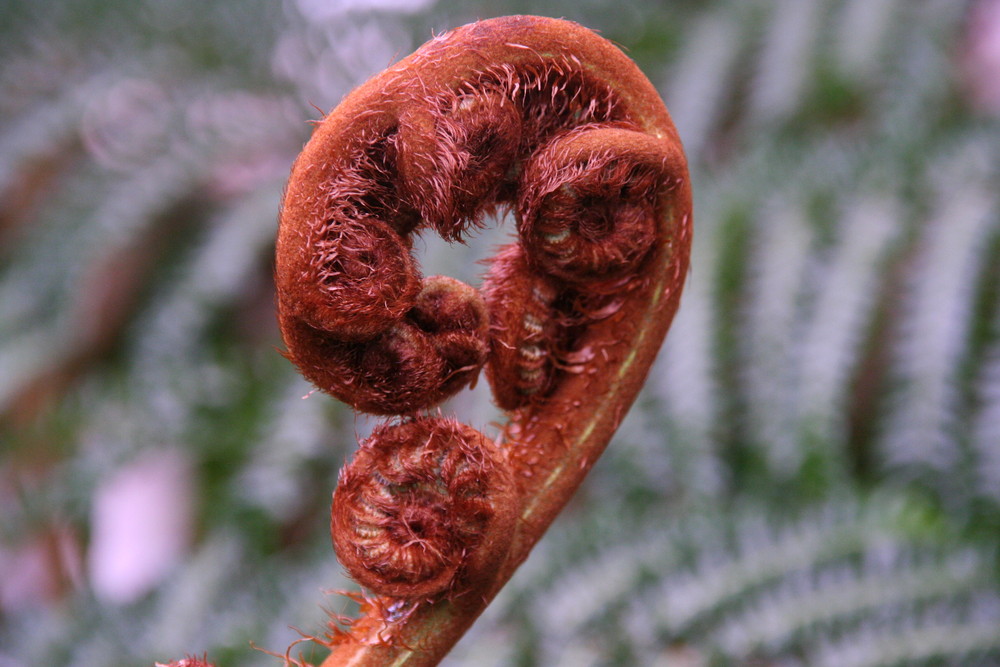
top-left (331, 417), bottom-right (518, 598)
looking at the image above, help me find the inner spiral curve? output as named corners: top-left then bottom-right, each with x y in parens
top-left (331, 417), bottom-right (517, 598)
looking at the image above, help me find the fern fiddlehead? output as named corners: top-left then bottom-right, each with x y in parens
top-left (274, 15), bottom-right (692, 666)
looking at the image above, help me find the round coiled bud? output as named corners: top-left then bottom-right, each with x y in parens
top-left (517, 125), bottom-right (673, 284)
top-left (331, 417), bottom-right (518, 598)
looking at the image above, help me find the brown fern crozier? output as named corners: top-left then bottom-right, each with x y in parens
top-left (273, 15), bottom-right (691, 667)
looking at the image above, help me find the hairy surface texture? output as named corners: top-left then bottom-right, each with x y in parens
top-left (482, 244), bottom-right (565, 410)
top-left (331, 417), bottom-right (516, 599)
top-left (274, 14), bottom-right (692, 666)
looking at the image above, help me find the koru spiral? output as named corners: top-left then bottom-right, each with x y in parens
top-left (276, 15), bottom-right (691, 614)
